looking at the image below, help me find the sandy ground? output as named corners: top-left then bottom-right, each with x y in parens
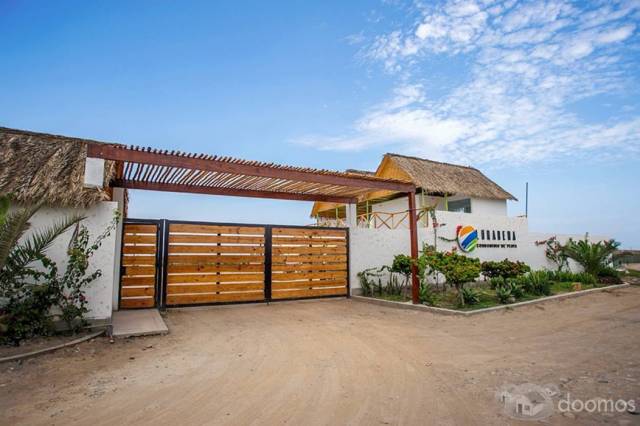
top-left (1, 287), bottom-right (639, 425)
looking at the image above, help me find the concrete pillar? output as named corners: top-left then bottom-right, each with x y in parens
top-left (346, 203), bottom-right (357, 228)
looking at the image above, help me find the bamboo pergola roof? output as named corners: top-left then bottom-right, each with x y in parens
top-left (87, 143), bottom-right (415, 203)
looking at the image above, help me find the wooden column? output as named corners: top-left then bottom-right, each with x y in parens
top-left (408, 190), bottom-right (420, 304)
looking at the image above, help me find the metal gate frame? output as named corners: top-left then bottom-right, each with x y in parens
top-left (118, 218), bottom-right (165, 309)
top-left (119, 218), bottom-right (350, 309)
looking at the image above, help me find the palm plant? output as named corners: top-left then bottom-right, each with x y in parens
top-left (562, 237), bottom-right (620, 277)
top-left (0, 195), bottom-right (84, 288)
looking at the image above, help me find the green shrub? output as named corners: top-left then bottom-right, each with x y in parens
top-left (489, 276), bottom-right (505, 289)
top-left (481, 259), bottom-right (530, 279)
top-left (422, 251), bottom-right (481, 306)
top-left (563, 238), bottom-right (620, 277)
top-left (460, 287), bottom-right (480, 306)
top-left (546, 270), bottom-right (597, 286)
top-left (390, 254), bottom-right (413, 276)
top-left (520, 271), bottom-right (552, 296)
top-left (506, 279), bottom-right (525, 299)
top-left (418, 282), bottom-right (438, 306)
top-left (495, 285), bottom-right (513, 304)
top-left (597, 267), bottom-right (623, 285)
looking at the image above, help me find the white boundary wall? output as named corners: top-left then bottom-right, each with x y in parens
top-left (17, 201), bottom-right (120, 320)
top-left (349, 210), bottom-right (607, 290)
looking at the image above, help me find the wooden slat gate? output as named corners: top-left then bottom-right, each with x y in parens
top-left (118, 220), bottom-right (349, 309)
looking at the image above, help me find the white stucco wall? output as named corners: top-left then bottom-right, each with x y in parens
top-left (17, 201), bottom-right (120, 320)
top-left (349, 210), bottom-right (607, 290)
top-left (471, 198), bottom-right (507, 216)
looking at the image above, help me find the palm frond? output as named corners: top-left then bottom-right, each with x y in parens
top-left (0, 203), bottom-right (41, 272)
top-left (6, 214), bottom-right (85, 273)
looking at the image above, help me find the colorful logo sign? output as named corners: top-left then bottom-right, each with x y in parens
top-left (457, 225), bottom-right (478, 252)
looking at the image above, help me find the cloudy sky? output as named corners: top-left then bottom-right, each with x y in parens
top-left (1, 1), bottom-right (639, 246)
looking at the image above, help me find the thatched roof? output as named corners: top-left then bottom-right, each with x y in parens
top-left (381, 153), bottom-right (516, 200)
top-left (0, 127), bottom-right (119, 207)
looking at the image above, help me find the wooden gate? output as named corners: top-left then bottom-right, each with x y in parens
top-left (271, 227), bottom-right (348, 300)
top-left (118, 220), bottom-right (349, 308)
top-left (165, 223), bottom-right (266, 306)
top-left (119, 222), bottom-right (160, 309)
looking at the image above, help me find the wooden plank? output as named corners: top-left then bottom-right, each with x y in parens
top-left (123, 245), bottom-right (157, 254)
top-left (123, 235), bottom-right (157, 244)
top-left (272, 246), bottom-right (346, 255)
top-left (168, 245), bottom-right (264, 254)
top-left (167, 264), bottom-right (264, 274)
top-left (121, 255), bottom-right (157, 266)
top-left (120, 297), bottom-right (155, 308)
top-left (121, 276), bottom-right (156, 286)
top-left (271, 271), bottom-right (347, 281)
top-left (121, 286), bottom-right (155, 297)
top-left (169, 234), bottom-right (265, 244)
top-left (169, 224), bottom-right (265, 235)
top-left (271, 241), bottom-right (346, 249)
top-left (167, 283), bottom-right (264, 294)
top-left (272, 254), bottom-right (347, 263)
top-left (272, 228), bottom-right (346, 238)
top-left (272, 280), bottom-right (347, 289)
top-left (270, 237), bottom-right (347, 244)
top-left (271, 263), bottom-right (346, 272)
top-left (167, 273), bottom-right (264, 284)
top-left (124, 224), bottom-right (157, 233)
top-left (123, 266), bottom-right (156, 276)
top-left (166, 292), bottom-right (264, 305)
top-left (168, 254), bottom-right (264, 264)
top-left (271, 287), bottom-right (348, 299)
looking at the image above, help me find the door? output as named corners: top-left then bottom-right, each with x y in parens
top-left (119, 222), bottom-right (160, 309)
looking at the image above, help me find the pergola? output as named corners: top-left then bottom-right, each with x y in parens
top-left (87, 143), bottom-right (422, 303)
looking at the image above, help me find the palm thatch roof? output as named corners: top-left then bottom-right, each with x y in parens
top-left (381, 153), bottom-right (516, 200)
top-left (0, 127), bottom-right (119, 207)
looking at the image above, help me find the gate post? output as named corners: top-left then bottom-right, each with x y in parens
top-left (159, 219), bottom-right (169, 310)
top-left (264, 226), bottom-right (272, 302)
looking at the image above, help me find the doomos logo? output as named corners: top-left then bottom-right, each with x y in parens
top-left (457, 225), bottom-right (478, 252)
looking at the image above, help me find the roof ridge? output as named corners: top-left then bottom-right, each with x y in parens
top-left (0, 126), bottom-right (118, 146)
top-left (384, 152), bottom-right (479, 171)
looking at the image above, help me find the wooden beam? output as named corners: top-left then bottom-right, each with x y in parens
top-left (112, 180), bottom-right (358, 204)
top-left (87, 143), bottom-right (414, 192)
top-left (408, 191), bottom-right (420, 304)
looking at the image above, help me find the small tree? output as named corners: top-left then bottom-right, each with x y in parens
top-left (563, 237), bottom-right (620, 278)
top-left (544, 237), bottom-right (569, 271)
top-left (423, 250), bottom-right (481, 307)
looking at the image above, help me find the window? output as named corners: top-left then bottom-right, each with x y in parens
top-left (447, 198), bottom-right (471, 213)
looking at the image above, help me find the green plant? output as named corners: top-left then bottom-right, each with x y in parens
top-left (460, 287), bottom-right (480, 306)
top-left (520, 271), bottom-right (552, 296)
top-left (544, 237), bottom-right (569, 271)
top-left (418, 282), bottom-right (438, 306)
top-left (506, 279), bottom-right (525, 299)
top-left (390, 254), bottom-right (412, 276)
top-left (495, 285), bottom-right (513, 304)
top-left (489, 276), bottom-right (505, 289)
top-left (597, 267), bottom-right (622, 285)
top-left (423, 251), bottom-right (481, 306)
top-left (545, 270), bottom-right (597, 286)
top-left (481, 259), bottom-right (530, 280)
top-left (563, 238), bottom-right (620, 277)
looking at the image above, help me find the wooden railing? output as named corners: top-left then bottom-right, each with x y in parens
top-left (312, 208), bottom-right (435, 229)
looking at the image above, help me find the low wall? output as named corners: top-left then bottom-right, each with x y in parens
top-left (16, 201), bottom-right (119, 320)
top-left (349, 211), bottom-right (607, 290)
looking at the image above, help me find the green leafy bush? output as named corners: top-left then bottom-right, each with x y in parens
top-left (546, 270), bottom-right (597, 285)
top-left (481, 259), bottom-right (530, 279)
top-left (563, 238), bottom-right (620, 277)
top-left (489, 276), bottom-right (505, 289)
top-left (390, 254), bottom-right (413, 276)
top-left (460, 287), bottom-right (480, 306)
top-left (418, 282), bottom-right (438, 306)
top-left (422, 251), bottom-right (481, 306)
top-left (519, 271), bottom-right (552, 296)
top-left (597, 267), bottom-right (622, 285)
top-left (495, 285), bottom-right (513, 304)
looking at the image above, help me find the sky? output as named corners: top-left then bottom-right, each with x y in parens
top-left (1, 0), bottom-right (639, 247)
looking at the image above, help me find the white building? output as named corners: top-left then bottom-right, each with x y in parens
top-left (310, 153), bottom-right (606, 290)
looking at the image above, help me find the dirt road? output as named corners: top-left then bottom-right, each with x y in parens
top-left (1, 287), bottom-right (639, 425)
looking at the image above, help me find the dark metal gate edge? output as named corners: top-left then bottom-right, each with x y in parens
top-left (119, 218), bottom-right (350, 310)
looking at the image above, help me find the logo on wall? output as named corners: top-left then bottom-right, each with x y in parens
top-left (457, 225), bottom-right (478, 252)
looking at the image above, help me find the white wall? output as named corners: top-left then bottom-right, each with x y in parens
top-left (370, 195), bottom-right (507, 216)
top-left (349, 210), bottom-right (607, 290)
top-left (17, 201), bottom-right (120, 320)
